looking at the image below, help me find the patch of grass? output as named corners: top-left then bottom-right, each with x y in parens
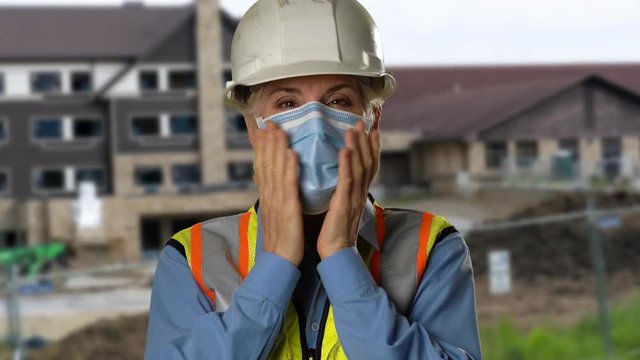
top-left (481, 294), bottom-right (640, 360)
top-left (0, 342), bottom-right (11, 359)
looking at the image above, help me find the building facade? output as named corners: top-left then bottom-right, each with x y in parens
top-left (2, 3), bottom-right (640, 261)
top-left (381, 69), bottom-right (640, 192)
top-left (0, 2), bottom-right (258, 261)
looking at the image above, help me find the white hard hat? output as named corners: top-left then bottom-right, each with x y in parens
top-left (224, 0), bottom-right (397, 108)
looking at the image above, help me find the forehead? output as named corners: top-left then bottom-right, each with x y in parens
top-left (261, 74), bottom-right (360, 94)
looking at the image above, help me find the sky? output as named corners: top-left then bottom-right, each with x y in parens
top-left (1, 0), bottom-right (639, 66)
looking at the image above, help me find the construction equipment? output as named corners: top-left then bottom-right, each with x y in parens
top-left (1, 242), bottom-right (70, 359)
top-left (0, 242), bottom-right (69, 279)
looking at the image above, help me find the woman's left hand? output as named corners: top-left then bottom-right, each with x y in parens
top-left (317, 120), bottom-right (380, 259)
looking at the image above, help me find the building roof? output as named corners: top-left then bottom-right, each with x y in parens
top-left (0, 5), bottom-right (236, 61)
top-left (382, 74), bottom-right (640, 141)
top-left (386, 63), bottom-right (640, 98)
top-left (382, 64), bottom-right (640, 139)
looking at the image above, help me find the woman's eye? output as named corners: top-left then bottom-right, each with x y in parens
top-left (328, 98), bottom-right (351, 107)
top-left (277, 100), bottom-right (297, 109)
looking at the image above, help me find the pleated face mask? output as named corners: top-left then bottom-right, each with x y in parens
top-left (256, 101), bottom-right (373, 214)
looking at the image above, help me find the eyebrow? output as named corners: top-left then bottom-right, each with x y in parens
top-left (326, 83), bottom-right (359, 94)
top-left (267, 82), bottom-right (360, 97)
top-left (267, 87), bottom-right (302, 96)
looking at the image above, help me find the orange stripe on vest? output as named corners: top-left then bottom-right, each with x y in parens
top-left (190, 223), bottom-right (217, 303)
top-left (416, 212), bottom-right (434, 286)
top-left (238, 211), bottom-right (251, 279)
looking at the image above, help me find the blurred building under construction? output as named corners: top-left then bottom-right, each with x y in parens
top-left (1, 1), bottom-right (640, 262)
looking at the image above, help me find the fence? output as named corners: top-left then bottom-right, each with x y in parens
top-left (466, 189), bottom-right (640, 360)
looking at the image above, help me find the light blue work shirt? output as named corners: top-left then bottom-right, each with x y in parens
top-left (144, 201), bottom-right (482, 359)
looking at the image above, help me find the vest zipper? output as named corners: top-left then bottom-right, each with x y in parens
top-left (293, 298), bottom-right (331, 359)
top-left (314, 300), bottom-right (331, 360)
top-left (292, 301), bottom-right (313, 359)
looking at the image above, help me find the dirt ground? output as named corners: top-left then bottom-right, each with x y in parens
top-left (29, 313), bottom-right (149, 360)
top-left (24, 190), bottom-right (640, 359)
top-left (469, 190), bottom-right (640, 328)
top-left (475, 271), bottom-right (640, 330)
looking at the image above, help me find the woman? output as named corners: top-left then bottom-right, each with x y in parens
top-left (145, 0), bottom-right (481, 359)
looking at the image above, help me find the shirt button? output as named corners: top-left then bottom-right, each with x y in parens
top-left (311, 323), bottom-right (320, 332)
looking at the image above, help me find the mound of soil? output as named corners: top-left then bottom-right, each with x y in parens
top-left (468, 191), bottom-right (640, 282)
top-left (29, 313), bottom-right (149, 360)
top-left (509, 191), bottom-right (640, 219)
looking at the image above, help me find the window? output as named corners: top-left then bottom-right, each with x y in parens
top-left (558, 138), bottom-right (579, 162)
top-left (516, 141), bottom-right (538, 168)
top-left (485, 141), bottom-right (507, 169)
top-left (0, 231), bottom-right (20, 248)
top-left (33, 118), bottom-right (63, 140)
top-left (31, 71), bottom-right (62, 93)
top-left (0, 120), bottom-right (6, 142)
top-left (139, 70), bottom-right (159, 91)
top-left (602, 137), bottom-right (621, 160)
top-left (33, 167), bottom-right (103, 193)
top-left (223, 69), bottom-right (232, 85)
top-left (71, 72), bottom-right (92, 93)
top-left (73, 118), bottom-right (102, 139)
top-left (34, 117), bottom-right (102, 142)
top-left (172, 164), bottom-right (200, 187)
top-left (228, 162), bottom-right (253, 182)
top-left (226, 113), bottom-right (250, 149)
top-left (135, 166), bottom-right (163, 187)
top-left (0, 171), bottom-right (8, 194)
top-left (0, 73), bottom-right (4, 94)
top-left (131, 116), bottom-right (160, 137)
top-left (132, 114), bottom-right (198, 138)
top-left (169, 70), bottom-right (196, 90)
top-left (227, 113), bottom-right (247, 133)
top-left (75, 167), bottom-right (105, 190)
top-left (34, 169), bottom-right (65, 191)
top-left (170, 115), bottom-right (198, 135)
top-left (602, 137), bottom-right (621, 179)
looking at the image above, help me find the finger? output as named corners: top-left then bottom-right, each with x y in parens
top-left (344, 128), bottom-right (364, 199)
top-left (355, 120), bottom-right (374, 187)
top-left (253, 124), bottom-right (266, 187)
top-left (265, 120), bottom-right (278, 130)
top-left (284, 149), bottom-right (299, 198)
top-left (263, 121), bottom-right (279, 194)
top-left (335, 147), bottom-right (353, 203)
top-left (273, 129), bottom-right (288, 195)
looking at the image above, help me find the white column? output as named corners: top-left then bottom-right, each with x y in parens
top-left (65, 167), bottom-right (76, 192)
top-left (158, 67), bottom-right (169, 91)
top-left (63, 116), bottom-right (74, 141)
top-left (160, 113), bottom-right (171, 137)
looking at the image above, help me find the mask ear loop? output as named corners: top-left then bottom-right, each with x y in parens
top-left (255, 116), bottom-right (267, 129)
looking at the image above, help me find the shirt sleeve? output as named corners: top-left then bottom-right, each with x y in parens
top-left (317, 232), bottom-right (482, 360)
top-left (144, 246), bottom-right (300, 360)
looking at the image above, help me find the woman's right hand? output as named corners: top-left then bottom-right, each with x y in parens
top-left (253, 121), bottom-right (304, 267)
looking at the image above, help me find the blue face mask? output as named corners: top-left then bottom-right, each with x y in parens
top-left (256, 101), bottom-right (372, 214)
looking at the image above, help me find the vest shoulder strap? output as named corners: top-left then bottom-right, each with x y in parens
top-left (166, 211), bottom-right (254, 309)
top-left (376, 207), bottom-right (458, 314)
top-left (417, 211), bottom-right (457, 281)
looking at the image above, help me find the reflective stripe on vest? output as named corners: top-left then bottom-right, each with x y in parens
top-left (171, 201), bottom-right (454, 359)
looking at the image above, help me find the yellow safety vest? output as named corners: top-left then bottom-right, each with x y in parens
top-left (171, 199), bottom-right (455, 359)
